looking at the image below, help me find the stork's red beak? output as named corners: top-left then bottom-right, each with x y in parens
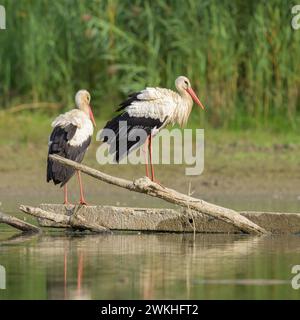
top-left (89, 106), bottom-right (96, 127)
top-left (186, 87), bottom-right (205, 110)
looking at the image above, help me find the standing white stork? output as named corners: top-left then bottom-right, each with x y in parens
top-left (100, 76), bottom-right (205, 182)
top-left (47, 90), bottom-right (96, 205)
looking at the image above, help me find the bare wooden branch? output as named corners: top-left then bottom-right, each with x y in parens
top-left (0, 210), bottom-right (40, 233)
top-left (19, 205), bottom-right (70, 226)
top-left (19, 205), bottom-right (110, 233)
top-left (0, 102), bottom-right (61, 115)
top-left (48, 154), bottom-right (268, 235)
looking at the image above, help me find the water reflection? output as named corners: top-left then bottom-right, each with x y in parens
top-left (0, 232), bottom-right (299, 299)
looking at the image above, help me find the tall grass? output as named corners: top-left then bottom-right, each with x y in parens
top-left (0, 0), bottom-right (299, 130)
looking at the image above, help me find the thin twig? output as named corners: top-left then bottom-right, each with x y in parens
top-left (187, 182), bottom-right (196, 238)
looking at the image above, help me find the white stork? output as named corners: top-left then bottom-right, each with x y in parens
top-left (100, 76), bottom-right (205, 182)
top-left (47, 90), bottom-right (96, 205)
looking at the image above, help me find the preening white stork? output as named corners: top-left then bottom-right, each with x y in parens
top-left (47, 90), bottom-right (96, 205)
top-left (100, 76), bottom-right (205, 182)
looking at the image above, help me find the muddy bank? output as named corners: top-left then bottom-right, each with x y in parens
top-left (0, 138), bottom-right (300, 214)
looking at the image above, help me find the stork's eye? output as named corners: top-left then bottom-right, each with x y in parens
top-left (184, 80), bottom-right (188, 85)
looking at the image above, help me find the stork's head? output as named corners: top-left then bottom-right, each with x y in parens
top-left (175, 76), bottom-right (205, 110)
top-left (75, 90), bottom-right (96, 126)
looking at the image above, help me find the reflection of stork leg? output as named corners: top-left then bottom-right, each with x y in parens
top-left (64, 250), bottom-right (67, 299)
top-left (143, 137), bottom-right (150, 178)
top-left (77, 252), bottom-right (84, 296)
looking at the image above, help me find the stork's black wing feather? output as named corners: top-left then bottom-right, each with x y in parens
top-left (100, 112), bottom-right (166, 162)
top-left (47, 124), bottom-right (91, 186)
top-left (116, 92), bottom-right (142, 112)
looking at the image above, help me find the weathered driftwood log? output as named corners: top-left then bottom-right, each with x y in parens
top-left (34, 204), bottom-right (300, 234)
top-left (0, 210), bottom-right (40, 233)
top-left (19, 205), bottom-right (110, 233)
top-left (48, 154), bottom-right (267, 235)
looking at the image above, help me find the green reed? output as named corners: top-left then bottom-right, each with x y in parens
top-left (0, 0), bottom-right (299, 131)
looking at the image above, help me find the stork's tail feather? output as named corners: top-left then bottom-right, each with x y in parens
top-left (47, 156), bottom-right (75, 187)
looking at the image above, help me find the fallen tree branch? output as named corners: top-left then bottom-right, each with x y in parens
top-left (0, 102), bottom-right (61, 115)
top-left (19, 205), bottom-right (110, 233)
top-left (48, 154), bottom-right (268, 235)
top-left (0, 210), bottom-right (40, 233)
top-left (19, 205), bottom-right (70, 226)
top-left (32, 204), bottom-right (298, 234)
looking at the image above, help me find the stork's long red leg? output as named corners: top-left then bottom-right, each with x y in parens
top-left (149, 135), bottom-right (155, 182)
top-left (63, 184), bottom-right (69, 205)
top-left (143, 137), bottom-right (150, 178)
top-left (77, 171), bottom-right (87, 205)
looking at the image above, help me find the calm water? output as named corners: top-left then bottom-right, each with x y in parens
top-left (0, 230), bottom-right (300, 299)
top-left (1, 192), bottom-right (300, 300)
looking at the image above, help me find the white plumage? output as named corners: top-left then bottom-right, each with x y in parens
top-left (101, 76), bottom-right (205, 182)
top-left (127, 88), bottom-right (181, 124)
top-left (51, 109), bottom-right (94, 147)
top-left (47, 90), bottom-right (96, 205)
top-left (123, 75), bottom-right (204, 128)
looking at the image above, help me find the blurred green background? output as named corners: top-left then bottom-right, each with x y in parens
top-left (0, 0), bottom-right (299, 131)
